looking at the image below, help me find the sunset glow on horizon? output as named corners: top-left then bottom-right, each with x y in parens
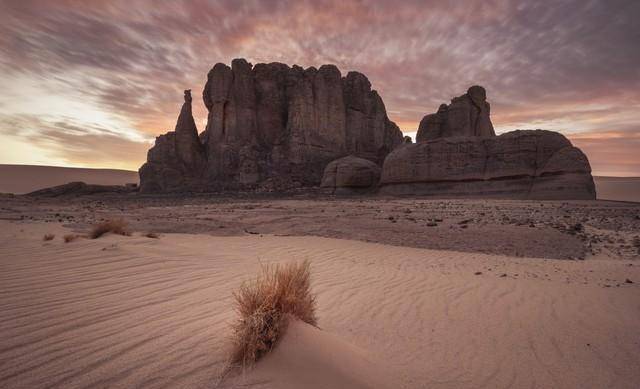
top-left (1, 0), bottom-right (638, 176)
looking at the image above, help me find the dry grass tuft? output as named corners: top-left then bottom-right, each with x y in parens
top-left (89, 218), bottom-right (131, 239)
top-left (43, 233), bottom-right (55, 241)
top-left (230, 260), bottom-right (317, 367)
top-left (144, 232), bottom-right (160, 239)
top-left (63, 234), bottom-right (80, 243)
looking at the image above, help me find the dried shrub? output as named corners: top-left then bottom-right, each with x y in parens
top-left (43, 233), bottom-right (55, 241)
top-left (89, 218), bottom-right (131, 239)
top-left (230, 260), bottom-right (317, 367)
top-left (63, 234), bottom-right (79, 243)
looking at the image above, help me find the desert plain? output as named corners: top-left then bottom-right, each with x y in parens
top-left (2, 1), bottom-right (640, 388)
top-left (0, 191), bottom-right (639, 389)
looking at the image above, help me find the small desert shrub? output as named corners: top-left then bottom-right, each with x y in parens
top-left (89, 218), bottom-right (131, 239)
top-left (63, 234), bottom-right (79, 243)
top-left (144, 232), bottom-right (160, 239)
top-left (230, 260), bottom-right (317, 366)
top-left (43, 233), bottom-right (55, 241)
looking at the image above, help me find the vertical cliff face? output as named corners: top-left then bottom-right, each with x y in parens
top-left (380, 130), bottom-right (596, 200)
top-left (140, 58), bottom-right (403, 192)
top-left (416, 85), bottom-right (495, 142)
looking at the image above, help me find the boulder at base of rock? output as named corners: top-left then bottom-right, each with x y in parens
top-left (321, 156), bottom-right (381, 194)
top-left (380, 130), bottom-right (596, 199)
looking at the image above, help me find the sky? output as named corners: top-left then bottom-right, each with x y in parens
top-left (0, 0), bottom-right (639, 176)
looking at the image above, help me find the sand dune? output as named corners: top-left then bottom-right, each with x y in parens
top-left (0, 221), bottom-right (638, 388)
top-left (0, 164), bottom-right (138, 194)
top-left (594, 176), bottom-right (640, 203)
top-left (229, 320), bottom-right (395, 389)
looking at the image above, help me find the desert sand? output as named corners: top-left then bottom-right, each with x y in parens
top-left (594, 176), bottom-right (640, 203)
top-left (0, 208), bottom-right (639, 388)
top-left (2, 194), bottom-right (639, 261)
top-left (0, 165), bottom-right (139, 194)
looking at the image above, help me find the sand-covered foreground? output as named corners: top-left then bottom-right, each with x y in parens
top-left (1, 221), bottom-right (639, 388)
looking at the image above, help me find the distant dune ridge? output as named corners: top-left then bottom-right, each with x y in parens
top-left (0, 164), bottom-right (138, 194)
top-left (593, 176), bottom-right (640, 203)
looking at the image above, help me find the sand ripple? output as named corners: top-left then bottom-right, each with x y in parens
top-left (0, 221), bottom-right (638, 388)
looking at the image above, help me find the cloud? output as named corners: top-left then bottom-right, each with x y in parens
top-left (0, 114), bottom-right (152, 170)
top-left (569, 129), bottom-right (640, 176)
top-left (0, 0), bottom-right (638, 173)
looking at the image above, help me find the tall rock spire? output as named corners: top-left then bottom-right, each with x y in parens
top-left (175, 89), bottom-right (206, 171)
top-left (138, 90), bottom-right (207, 192)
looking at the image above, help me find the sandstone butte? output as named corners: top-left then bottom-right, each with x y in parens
top-left (139, 58), bottom-right (403, 193)
top-left (139, 59), bottom-right (596, 200)
top-left (379, 86), bottom-right (596, 199)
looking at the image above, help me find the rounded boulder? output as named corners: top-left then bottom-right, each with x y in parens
top-left (321, 155), bottom-right (381, 194)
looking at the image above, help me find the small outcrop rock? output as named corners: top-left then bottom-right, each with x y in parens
top-left (27, 182), bottom-right (136, 197)
top-left (380, 130), bottom-right (596, 199)
top-left (321, 156), bottom-right (381, 194)
top-left (416, 85), bottom-right (495, 142)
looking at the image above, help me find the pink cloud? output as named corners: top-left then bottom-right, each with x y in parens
top-left (0, 0), bottom-right (638, 174)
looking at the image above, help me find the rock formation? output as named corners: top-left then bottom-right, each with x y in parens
top-left (396, 86), bottom-right (595, 199)
top-left (140, 59), bottom-right (403, 192)
top-left (380, 130), bottom-right (596, 199)
top-left (27, 182), bottom-right (137, 197)
top-left (140, 73), bottom-right (596, 200)
top-left (321, 155), bottom-right (381, 194)
top-left (416, 85), bottom-right (495, 142)
top-left (139, 90), bottom-right (207, 192)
